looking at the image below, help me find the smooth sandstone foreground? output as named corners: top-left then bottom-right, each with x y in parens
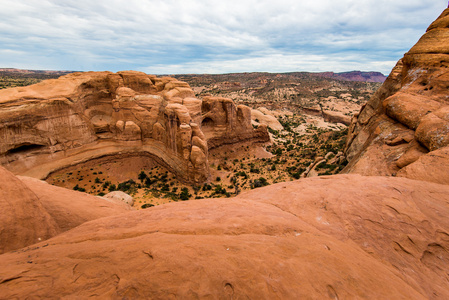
top-left (0, 174), bottom-right (448, 299)
top-left (0, 166), bottom-right (132, 254)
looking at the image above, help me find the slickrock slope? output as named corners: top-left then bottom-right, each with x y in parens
top-left (0, 166), bottom-right (130, 254)
top-left (0, 71), bottom-right (268, 183)
top-left (0, 175), bottom-right (448, 299)
top-left (345, 9), bottom-right (449, 184)
top-left (0, 167), bottom-right (57, 254)
top-left (18, 175), bottom-right (133, 232)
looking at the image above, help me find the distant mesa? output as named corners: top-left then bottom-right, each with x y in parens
top-left (316, 71), bottom-right (387, 83)
top-left (0, 68), bottom-right (74, 75)
top-left (0, 71), bottom-right (268, 183)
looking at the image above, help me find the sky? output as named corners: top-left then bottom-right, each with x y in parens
top-left (0, 0), bottom-right (447, 75)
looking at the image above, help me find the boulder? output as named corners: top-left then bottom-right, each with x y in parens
top-left (103, 191), bottom-right (134, 206)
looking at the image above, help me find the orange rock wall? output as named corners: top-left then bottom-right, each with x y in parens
top-left (0, 71), bottom-right (269, 183)
top-left (344, 9), bottom-right (449, 184)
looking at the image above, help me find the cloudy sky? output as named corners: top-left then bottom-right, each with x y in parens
top-left (0, 0), bottom-right (446, 75)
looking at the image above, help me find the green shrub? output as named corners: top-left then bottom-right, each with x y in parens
top-left (73, 184), bottom-right (86, 192)
top-left (141, 203), bottom-right (155, 209)
top-left (202, 183), bottom-right (212, 191)
top-left (180, 187), bottom-right (191, 200)
top-left (250, 177), bottom-right (269, 189)
top-left (108, 184), bottom-right (117, 192)
top-left (138, 171), bottom-right (148, 182)
top-left (117, 179), bottom-right (136, 193)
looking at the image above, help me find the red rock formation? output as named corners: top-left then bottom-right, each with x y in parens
top-left (0, 167), bottom-right (57, 254)
top-left (201, 96), bottom-right (270, 149)
top-left (0, 166), bottom-right (130, 254)
top-left (18, 175), bottom-right (132, 233)
top-left (317, 71), bottom-right (387, 83)
top-left (0, 71), bottom-right (268, 183)
top-left (344, 9), bottom-right (449, 184)
top-left (2, 9), bottom-right (449, 300)
top-left (0, 175), bottom-right (447, 298)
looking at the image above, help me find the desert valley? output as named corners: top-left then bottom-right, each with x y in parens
top-left (0, 7), bottom-right (449, 300)
top-left (0, 68), bottom-right (382, 207)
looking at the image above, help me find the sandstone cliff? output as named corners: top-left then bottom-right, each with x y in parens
top-left (0, 71), bottom-right (268, 183)
top-left (344, 9), bottom-right (449, 184)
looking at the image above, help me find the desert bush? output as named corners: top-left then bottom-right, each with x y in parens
top-left (251, 177), bottom-right (269, 189)
top-left (202, 183), bottom-right (212, 191)
top-left (144, 177), bottom-right (156, 187)
top-left (160, 184), bottom-right (170, 192)
top-left (235, 171), bottom-right (248, 179)
top-left (214, 185), bottom-right (227, 195)
top-left (108, 184), bottom-right (117, 192)
top-left (138, 171), bottom-right (148, 182)
top-left (180, 187), bottom-right (190, 200)
top-left (117, 179), bottom-right (136, 193)
top-left (73, 184), bottom-right (86, 192)
top-left (141, 203), bottom-right (154, 209)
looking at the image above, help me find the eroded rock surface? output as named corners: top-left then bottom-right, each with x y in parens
top-left (0, 71), bottom-right (268, 183)
top-left (251, 108), bottom-right (284, 131)
top-left (201, 96), bottom-right (270, 149)
top-left (0, 167), bottom-right (57, 254)
top-left (0, 175), bottom-right (447, 299)
top-left (344, 9), bottom-right (449, 184)
top-left (0, 166), bottom-right (130, 254)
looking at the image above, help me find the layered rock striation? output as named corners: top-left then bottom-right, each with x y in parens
top-left (0, 71), bottom-right (268, 183)
top-left (201, 96), bottom-right (269, 149)
top-left (344, 9), bottom-right (449, 184)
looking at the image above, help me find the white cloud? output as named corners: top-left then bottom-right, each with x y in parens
top-left (0, 0), bottom-right (446, 73)
top-left (141, 52), bottom-right (399, 75)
